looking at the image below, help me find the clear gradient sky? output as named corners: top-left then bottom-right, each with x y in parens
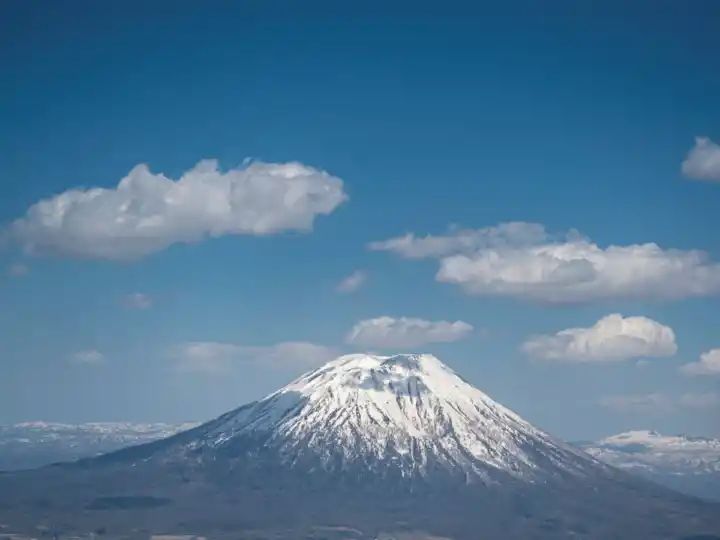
top-left (1, 0), bottom-right (718, 441)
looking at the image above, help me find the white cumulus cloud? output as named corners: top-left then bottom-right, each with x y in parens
top-left (437, 241), bottom-right (720, 303)
top-left (336, 270), bottom-right (367, 293)
top-left (70, 349), bottom-right (106, 366)
top-left (346, 316), bottom-right (473, 349)
top-left (680, 348), bottom-right (720, 376)
top-left (522, 314), bottom-right (677, 363)
top-left (171, 341), bottom-right (337, 374)
top-left (10, 159), bottom-right (347, 260)
top-left (371, 223), bottom-right (720, 303)
top-left (682, 136), bottom-right (720, 182)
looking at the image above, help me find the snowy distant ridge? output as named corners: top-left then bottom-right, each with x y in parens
top-left (579, 429), bottom-right (720, 501)
top-left (582, 429), bottom-right (720, 474)
top-left (0, 421), bottom-right (196, 470)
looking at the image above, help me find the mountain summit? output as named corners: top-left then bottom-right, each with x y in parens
top-left (0, 353), bottom-right (718, 539)
top-left (191, 353), bottom-right (598, 484)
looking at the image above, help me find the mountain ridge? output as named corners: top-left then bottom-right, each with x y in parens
top-left (0, 421), bottom-right (197, 471)
top-left (578, 429), bottom-right (720, 502)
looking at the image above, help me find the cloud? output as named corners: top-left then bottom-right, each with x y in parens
top-left (437, 241), bottom-right (720, 303)
top-left (682, 136), bottom-right (720, 182)
top-left (70, 349), bottom-right (105, 366)
top-left (679, 392), bottom-right (720, 409)
top-left (599, 392), bottom-right (719, 413)
top-left (368, 222), bottom-right (548, 259)
top-left (522, 314), bottom-right (677, 363)
top-left (599, 393), bottom-right (673, 413)
top-left (336, 270), bottom-right (367, 294)
top-left (6, 263), bottom-right (29, 277)
top-left (171, 341), bottom-right (337, 374)
top-left (680, 348), bottom-right (720, 376)
top-left (346, 316), bottom-right (473, 349)
top-left (122, 292), bottom-right (153, 310)
top-left (9, 160), bottom-right (347, 260)
top-left (371, 223), bottom-right (720, 303)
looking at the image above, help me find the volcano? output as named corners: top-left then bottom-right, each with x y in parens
top-left (1, 354), bottom-right (718, 539)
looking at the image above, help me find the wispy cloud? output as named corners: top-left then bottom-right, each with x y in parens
top-left (599, 392), bottom-right (719, 413)
top-left (368, 222), bottom-right (547, 259)
top-left (6, 263), bottom-right (29, 277)
top-left (678, 392), bottom-right (720, 409)
top-left (170, 341), bottom-right (337, 374)
top-left (346, 316), bottom-right (473, 349)
top-left (336, 270), bottom-right (367, 294)
top-left (70, 349), bottom-right (106, 366)
top-left (122, 292), bottom-right (153, 310)
top-left (599, 393), bottom-right (673, 414)
top-left (9, 160), bottom-right (347, 260)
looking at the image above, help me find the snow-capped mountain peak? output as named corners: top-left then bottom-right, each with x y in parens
top-left (3, 354), bottom-right (720, 539)
top-left (190, 353), bottom-right (595, 482)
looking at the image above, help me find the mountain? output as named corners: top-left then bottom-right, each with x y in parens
top-left (0, 353), bottom-right (718, 539)
top-left (0, 422), bottom-right (197, 471)
top-left (4, 422), bottom-right (719, 504)
top-left (578, 430), bottom-right (720, 502)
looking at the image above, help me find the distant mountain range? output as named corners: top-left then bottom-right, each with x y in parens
top-left (2, 420), bottom-right (718, 502)
top-left (0, 354), bottom-right (718, 538)
top-left (577, 430), bottom-right (720, 502)
top-left (0, 421), bottom-right (197, 471)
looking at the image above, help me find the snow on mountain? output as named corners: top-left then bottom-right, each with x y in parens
top-left (185, 353), bottom-right (601, 482)
top-left (582, 430), bottom-right (720, 475)
top-left (4, 358), bottom-right (718, 507)
top-left (1, 354), bottom-right (719, 539)
top-left (0, 421), bottom-right (196, 470)
top-left (578, 430), bottom-right (720, 501)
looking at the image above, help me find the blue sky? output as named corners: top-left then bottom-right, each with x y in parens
top-left (1, 1), bottom-right (719, 441)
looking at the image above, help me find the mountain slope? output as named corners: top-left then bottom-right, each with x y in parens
top-left (184, 352), bottom-right (601, 483)
top-left (579, 430), bottom-right (720, 501)
top-left (0, 422), bottom-right (196, 471)
top-left (0, 354), bottom-right (718, 539)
